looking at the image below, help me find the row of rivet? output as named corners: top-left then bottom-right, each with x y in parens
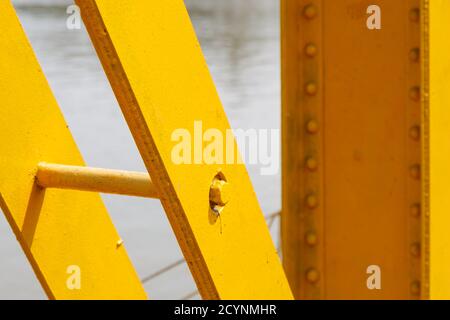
top-left (408, 5), bottom-right (421, 298)
top-left (299, 3), bottom-right (422, 298)
top-left (302, 2), bottom-right (320, 289)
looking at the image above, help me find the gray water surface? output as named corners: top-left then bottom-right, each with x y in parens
top-left (0, 0), bottom-right (280, 299)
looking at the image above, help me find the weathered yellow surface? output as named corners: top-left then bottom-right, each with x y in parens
top-left (0, 2), bottom-right (146, 299)
top-left (424, 0), bottom-right (450, 300)
top-left (77, 0), bottom-right (292, 299)
top-left (282, 0), bottom-right (422, 299)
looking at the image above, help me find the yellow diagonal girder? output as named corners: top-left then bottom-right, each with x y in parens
top-left (0, 2), bottom-right (146, 299)
top-left (77, 0), bottom-right (292, 299)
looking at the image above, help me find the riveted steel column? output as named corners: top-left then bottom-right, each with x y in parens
top-left (282, 0), bottom-right (325, 300)
top-left (282, 0), bottom-right (430, 299)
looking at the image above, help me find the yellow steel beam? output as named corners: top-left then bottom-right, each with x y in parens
top-left (0, 2), bottom-right (146, 299)
top-left (76, 0), bottom-right (292, 299)
top-left (36, 162), bottom-right (158, 199)
top-left (423, 0), bottom-right (450, 300)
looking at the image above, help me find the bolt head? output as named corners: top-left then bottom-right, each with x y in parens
top-left (305, 157), bottom-right (318, 171)
top-left (409, 126), bottom-right (420, 141)
top-left (410, 165), bottom-right (421, 180)
top-left (409, 8), bottom-right (420, 22)
top-left (409, 48), bottom-right (420, 62)
top-left (305, 82), bottom-right (318, 96)
top-left (306, 120), bottom-right (319, 134)
top-left (410, 87), bottom-right (421, 101)
top-left (410, 281), bottom-right (421, 296)
top-left (305, 43), bottom-right (318, 57)
top-left (305, 231), bottom-right (318, 246)
top-left (411, 203), bottom-right (421, 218)
top-left (410, 243), bottom-right (421, 257)
top-left (306, 194), bottom-right (318, 209)
top-left (305, 268), bottom-right (320, 284)
top-left (303, 4), bottom-right (317, 19)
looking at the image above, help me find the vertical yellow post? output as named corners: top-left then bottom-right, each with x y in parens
top-left (0, 2), bottom-right (146, 299)
top-left (282, 0), bottom-right (450, 299)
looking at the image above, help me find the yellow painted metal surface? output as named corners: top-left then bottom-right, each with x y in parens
top-left (423, 0), bottom-right (450, 300)
top-left (76, 0), bottom-right (292, 299)
top-left (282, 0), bottom-right (423, 299)
top-left (0, 2), bottom-right (146, 299)
top-left (37, 163), bottom-right (158, 199)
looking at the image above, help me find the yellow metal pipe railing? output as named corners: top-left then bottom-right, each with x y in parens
top-left (36, 162), bottom-right (158, 198)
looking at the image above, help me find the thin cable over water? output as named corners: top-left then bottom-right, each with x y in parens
top-left (141, 258), bottom-right (185, 284)
top-left (175, 212), bottom-right (281, 300)
top-left (141, 211), bottom-right (281, 286)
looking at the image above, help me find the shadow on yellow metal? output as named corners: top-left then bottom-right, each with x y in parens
top-left (0, 2), bottom-right (146, 299)
top-left (282, 0), bottom-right (450, 300)
top-left (76, 0), bottom-right (292, 300)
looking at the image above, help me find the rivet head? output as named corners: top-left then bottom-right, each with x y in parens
top-left (410, 281), bottom-right (421, 296)
top-left (305, 157), bottom-right (318, 171)
top-left (305, 231), bottom-right (318, 246)
top-left (305, 268), bottom-right (320, 284)
top-left (411, 203), bottom-right (421, 218)
top-left (409, 48), bottom-right (420, 62)
top-left (410, 243), bottom-right (421, 257)
top-left (409, 8), bottom-right (420, 23)
top-left (410, 164), bottom-right (421, 180)
top-left (410, 87), bottom-right (421, 101)
top-left (409, 126), bottom-right (420, 141)
top-left (305, 43), bottom-right (318, 57)
top-left (305, 82), bottom-right (318, 96)
top-left (303, 4), bottom-right (317, 19)
top-left (306, 194), bottom-right (318, 209)
top-left (306, 120), bottom-right (319, 134)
